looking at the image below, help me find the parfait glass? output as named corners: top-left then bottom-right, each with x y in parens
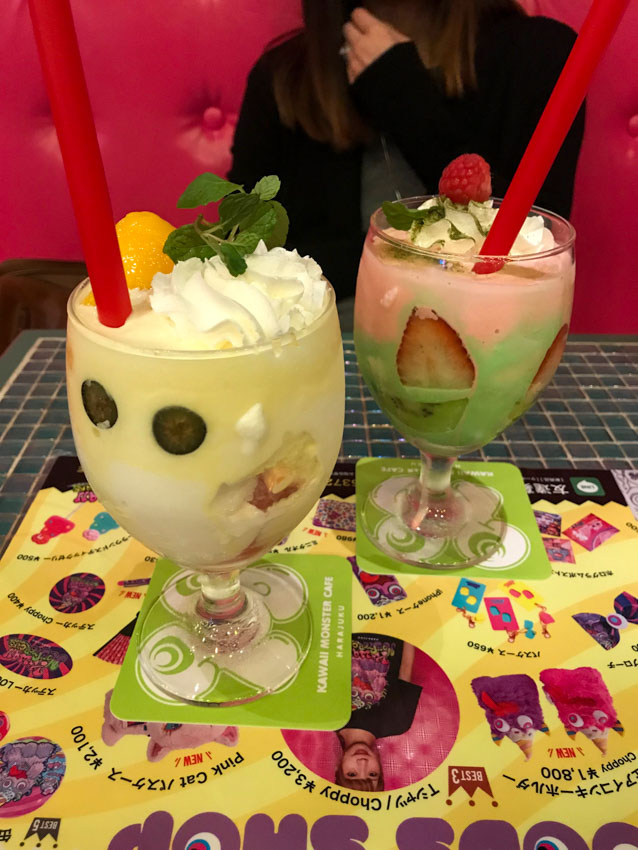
top-left (66, 282), bottom-right (344, 705)
top-left (354, 198), bottom-right (575, 569)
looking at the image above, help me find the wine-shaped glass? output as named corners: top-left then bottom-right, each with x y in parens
top-left (67, 281), bottom-right (344, 704)
top-left (354, 198), bottom-right (574, 569)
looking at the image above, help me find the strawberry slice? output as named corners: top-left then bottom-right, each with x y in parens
top-left (509, 324), bottom-right (568, 420)
top-left (249, 473), bottom-right (298, 512)
top-left (396, 308), bottom-right (475, 390)
top-left (531, 323), bottom-right (569, 391)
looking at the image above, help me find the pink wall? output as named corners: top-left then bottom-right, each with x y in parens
top-left (1, 0), bottom-right (636, 332)
top-left (522, 0), bottom-right (638, 333)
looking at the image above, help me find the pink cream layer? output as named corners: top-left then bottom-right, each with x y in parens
top-left (355, 235), bottom-right (574, 347)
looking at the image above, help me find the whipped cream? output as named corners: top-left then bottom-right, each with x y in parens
top-left (75, 242), bottom-right (328, 351)
top-left (149, 242), bottom-right (327, 349)
top-left (235, 403), bottom-right (267, 454)
top-left (410, 198), bottom-right (555, 256)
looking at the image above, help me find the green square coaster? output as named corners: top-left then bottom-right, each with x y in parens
top-left (110, 553), bottom-right (351, 730)
top-left (355, 458), bottom-right (551, 579)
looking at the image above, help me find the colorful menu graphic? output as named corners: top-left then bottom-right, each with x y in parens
top-left (0, 458), bottom-right (636, 848)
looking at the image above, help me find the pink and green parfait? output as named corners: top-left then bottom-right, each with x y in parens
top-left (354, 156), bottom-right (575, 457)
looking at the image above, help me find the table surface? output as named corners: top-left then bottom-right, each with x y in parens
top-left (0, 330), bottom-right (636, 551)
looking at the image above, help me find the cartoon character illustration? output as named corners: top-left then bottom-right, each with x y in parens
top-left (572, 591), bottom-right (638, 650)
top-left (82, 511), bottom-right (118, 541)
top-left (471, 674), bottom-right (548, 760)
top-left (0, 634), bottom-right (73, 680)
top-left (348, 557), bottom-right (407, 607)
top-left (31, 515), bottom-right (75, 545)
top-left (313, 498), bottom-right (356, 532)
top-left (534, 510), bottom-right (562, 537)
top-left (0, 712), bottom-right (8, 744)
top-left (452, 578), bottom-right (486, 628)
top-left (542, 536), bottom-right (576, 564)
top-left (49, 572), bottom-right (105, 614)
top-left (540, 667), bottom-right (623, 755)
top-left (0, 738), bottom-right (66, 808)
top-left (101, 690), bottom-right (239, 762)
top-left (563, 513), bottom-right (619, 551)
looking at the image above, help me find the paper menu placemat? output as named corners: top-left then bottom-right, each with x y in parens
top-left (0, 457), bottom-right (636, 847)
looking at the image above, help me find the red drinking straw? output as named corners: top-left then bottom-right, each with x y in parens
top-left (28, 0), bottom-right (131, 326)
top-left (476, 0), bottom-right (631, 272)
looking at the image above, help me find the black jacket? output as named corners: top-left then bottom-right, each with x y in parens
top-left (229, 12), bottom-right (584, 300)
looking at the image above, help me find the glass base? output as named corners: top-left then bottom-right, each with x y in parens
top-left (361, 473), bottom-right (506, 569)
top-left (137, 570), bottom-right (312, 706)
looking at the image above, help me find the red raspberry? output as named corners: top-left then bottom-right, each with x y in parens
top-left (438, 153), bottom-right (492, 205)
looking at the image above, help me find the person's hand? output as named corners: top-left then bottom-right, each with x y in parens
top-left (342, 7), bottom-right (410, 84)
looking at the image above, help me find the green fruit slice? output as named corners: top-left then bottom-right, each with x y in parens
top-left (386, 393), bottom-right (468, 434)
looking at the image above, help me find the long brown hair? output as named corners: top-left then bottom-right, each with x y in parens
top-left (271, 0), bottom-right (524, 150)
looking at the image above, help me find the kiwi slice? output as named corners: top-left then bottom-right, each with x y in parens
top-left (386, 393), bottom-right (467, 434)
top-left (81, 380), bottom-right (118, 429)
top-left (152, 406), bottom-right (207, 455)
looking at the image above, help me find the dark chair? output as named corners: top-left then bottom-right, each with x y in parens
top-left (0, 260), bottom-right (87, 354)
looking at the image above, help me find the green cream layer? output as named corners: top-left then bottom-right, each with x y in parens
top-left (354, 320), bottom-right (562, 455)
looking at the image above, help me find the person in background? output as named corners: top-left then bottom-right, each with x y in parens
top-left (333, 634), bottom-right (422, 791)
top-left (228, 0), bottom-right (584, 324)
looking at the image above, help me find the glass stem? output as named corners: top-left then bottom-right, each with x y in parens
top-left (196, 570), bottom-right (246, 622)
top-left (409, 453), bottom-right (457, 532)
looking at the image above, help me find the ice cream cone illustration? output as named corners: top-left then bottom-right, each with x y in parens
top-left (591, 735), bottom-right (608, 755)
top-left (516, 738), bottom-right (533, 760)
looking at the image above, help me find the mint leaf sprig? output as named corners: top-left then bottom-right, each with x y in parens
top-left (382, 199), bottom-right (445, 231)
top-left (163, 173), bottom-right (289, 277)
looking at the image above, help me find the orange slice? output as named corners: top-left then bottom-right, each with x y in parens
top-left (83, 211), bottom-right (175, 305)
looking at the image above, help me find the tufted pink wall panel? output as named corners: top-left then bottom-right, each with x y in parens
top-left (1, 0), bottom-right (636, 332)
top-left (0, 0), bottom-right (302, 259)
top-left (521, 0), bottom-right (638, 333)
